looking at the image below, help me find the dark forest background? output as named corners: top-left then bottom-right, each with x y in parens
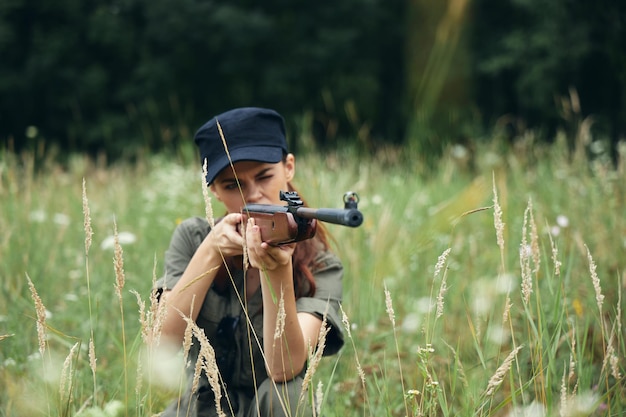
top-left (1, 0), bottom-right (625, 162)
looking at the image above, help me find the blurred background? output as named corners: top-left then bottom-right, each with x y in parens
top-left (1, 0), bottom-right (625, 164)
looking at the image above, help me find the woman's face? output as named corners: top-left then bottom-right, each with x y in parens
top-left (209, 154), bottom-right (295, 213)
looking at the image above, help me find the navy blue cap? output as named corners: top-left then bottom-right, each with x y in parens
top-left (194, 107), bottom-right (288, 184)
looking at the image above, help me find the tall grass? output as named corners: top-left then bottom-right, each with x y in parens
top-left (0, 134), bottom-right (624, 416)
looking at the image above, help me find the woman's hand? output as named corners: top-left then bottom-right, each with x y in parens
top-left (245, 218), bottom-right (295, 271)
top-left (202, 213), bottom-right (246, 257)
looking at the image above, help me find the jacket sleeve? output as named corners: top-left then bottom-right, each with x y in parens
top-left (154, 217), bottom-right (210, 294)
top-left (295, 250), bottom-right (345, 356)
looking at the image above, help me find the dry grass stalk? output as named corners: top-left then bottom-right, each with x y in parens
top-left (603, 342), bottom-right (621, 380)
top-left (485, 345), bottom-right (524, 396)
top-left (444, 341), bottom-right (468, 388)
top-left (60, 342), bottom-right (80, 403)
top-left (385, 285), bottom-right (409, 416)
top-left (82, 178), bottom-right (97, 402)
top-left (527, 199), bottom-right (540, 275)
top-left (502, 294), bottom-right (512, 325)
top-left (183, 316), bottom-right (227, 417)
top-left (434, 248), bottom-right (451, 279)
top-left (520, 203), bottom-right (533, 305)
top-left (300, 315), bottom-right (329, 405)
top-left (384, 283), bottom-right (395, 327)
top-left (340, 305), bottom-right (365, 386)
top-left (112, 218), bottom-right (129, 406)
top-left (242, 217), bottom-right (249, 274)
top-left (132, 290), bottom-right (147, 341)
top-left (27, 274), bottom-right (47, 355)
top-left (584, 244), bottom-right (604, 314)
top-left (135, 349), bottom-right (143, 402)
top-left (179, 265), bottom-right (221, 294)
top-left (492, 173), bottom-right (505, 252)
top-left (132, 287), bottom-right (169, 348)
top-left (113, 219), bottom-right (126, 300)
top-left (182, 297), bottom-right (196, 367)
top-left (314, 380), bottom-right (324, 417)
top-left (82, 178), bottom-right (93, 254)
top-left (202, 159), bottom-right (215, 228)
top-left (0, 334), bottom-right (14, 342)
top-left (548, 227), bottom-right (562, 276)
top-left (436, 273), bottom-right (448, 319)
top-left (434, 249), bottom-right (451, 319)
top-left (435, 250), bottom-right (451, 319)
top-left (150, 259), bottom-right (168, 346)
top-left (560, 366), bottom-right (568, 417)
top-left (602, 290), bottom-right (622, 380)
top-left (273, 286), bottom-right (286, 342)
top-left (88, 337), bottom-right (97, 375)
top-left (568, 329), bottom-right (577, 384)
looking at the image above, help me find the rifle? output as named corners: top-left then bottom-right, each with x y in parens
top-left (242, 191), bottom-right (363, 246)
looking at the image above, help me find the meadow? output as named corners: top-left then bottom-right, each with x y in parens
top-left (0, 134), bottom-right (624, 416)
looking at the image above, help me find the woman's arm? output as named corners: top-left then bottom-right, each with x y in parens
top-left (246, 218), bottom-right (322, 382)
top-left (161, 213), bottom-right (245, 344)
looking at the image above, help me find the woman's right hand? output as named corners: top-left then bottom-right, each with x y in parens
top-left (203, 213), bottom-right (246, 257)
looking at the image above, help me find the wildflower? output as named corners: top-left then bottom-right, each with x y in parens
top-left (572, 299), bottom-right (583, 318)
top-left (401, 312), bottom-right (421, 333)
top-left (64, 294), bottom-right (79, 302)
top-left (29, 210), bottom-right (47, 223)
top-left (496, 273), bottom-right (518, 294)
top-left (560, 392), bottom-right (599, 416)
top-left (506, 401), bottom-right (547, 417)
top-left (100, 231), bottom-right (137, 250)
top-left (556, 215), bottom-right (569, 228)
top-left (487, 326), bottom-right (510, 346)
top-left (371, 194), bottom-right (383, 205)
top-left (451, 144), bottom-right (468, 159)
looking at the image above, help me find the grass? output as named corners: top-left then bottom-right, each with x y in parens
top-left (0, 133), bottom-right (624, 416)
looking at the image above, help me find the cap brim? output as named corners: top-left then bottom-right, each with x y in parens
top-left (205, 146), bottom-right (284, 184)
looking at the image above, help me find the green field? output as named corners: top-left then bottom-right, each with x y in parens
top-left (1, 136), bottom-right (624, 416)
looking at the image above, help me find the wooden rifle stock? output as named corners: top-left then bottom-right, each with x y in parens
top-left (242, 191), bottom-right (363, 246)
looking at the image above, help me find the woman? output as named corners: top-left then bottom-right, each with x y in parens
top-left (155, 107), bottom-right (344, 417)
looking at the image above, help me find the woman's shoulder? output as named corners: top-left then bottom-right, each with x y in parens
top-left (312, 247), bottom-right (343, 272)
top-left (177, 216), bottom-right (211, 231)
top-left (170, 216), bottom-right (212, 247)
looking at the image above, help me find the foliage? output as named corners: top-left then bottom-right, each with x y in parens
top-left (1, 1), bottom-right (625, 160)
top-left (470, 0), bottom-right (626, 150)
top-left (0, 0), bottom-right (404, 157)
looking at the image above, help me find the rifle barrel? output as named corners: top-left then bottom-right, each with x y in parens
top-left (295, 207), bottom-right (363, 227)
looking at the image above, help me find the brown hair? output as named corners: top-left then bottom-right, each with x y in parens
top-left (287, 182), bottom-right (331, 298)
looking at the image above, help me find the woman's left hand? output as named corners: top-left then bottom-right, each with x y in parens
top-left (245, 218), bottom-right (295, 271)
